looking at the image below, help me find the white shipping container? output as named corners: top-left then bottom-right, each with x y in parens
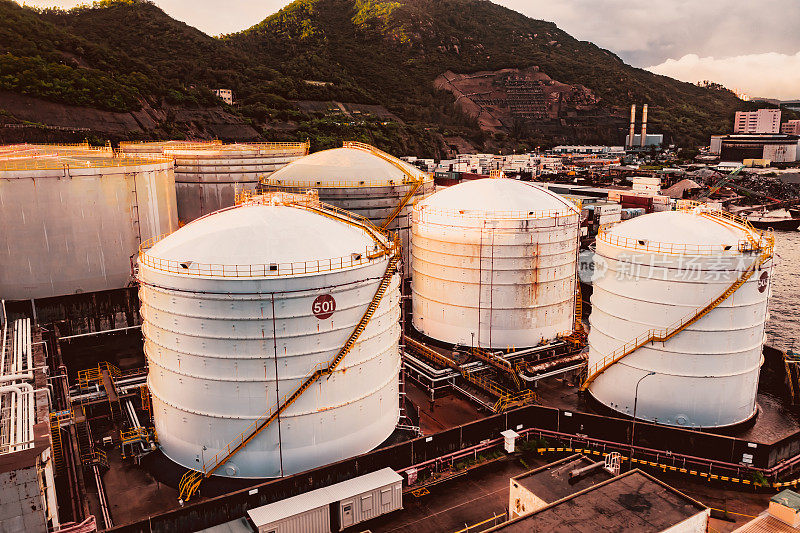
top-left (248, 469), bottom-right (403, 533)
top-left (598, 213), bottom-right (621, 224)
top-left (595, 204), bottom-right (622, 215)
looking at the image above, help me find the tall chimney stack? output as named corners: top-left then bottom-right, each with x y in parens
top-left (628, 105), bottom-right (637, 148)
top-left (640, 104), bottom-right (648, 148)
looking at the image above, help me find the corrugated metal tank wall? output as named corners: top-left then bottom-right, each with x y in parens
top-left (138, 196), bottom-right (401, 478)
top-left (411, 178), bottom-right (581, 349)
top-left (0, 156), bottom-right (177, 300)
top-left (165, 143), bottom-right (309, 224)
top-left (587, 207), bottom-right (773, 428)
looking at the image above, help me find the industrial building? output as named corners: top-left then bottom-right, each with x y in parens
top-left (0, 148), bottom-right (178, 301)
top-left (262, 142), bottom-right (434, 276)
top-left (733, 490), bottom-right (800, 531)
top-left (138, 191), bottom-right (402, 485)
top-left (626, 104), bottom-right (662, 149)
top-left (585, 201), bottom-right (774, 427)
top-left (120, 141), bottom-right (309, 224)
top-left (0, 318), bottom-right (60, 532)
top-left (489, 470), bottom-right (710, 532)
top-left (783, 120), bottom-right (800, 135)
top-left (411, 178), bottom-right (581, 349)
top-left (624, 133), bottom-right (664, 147)
top-left (735, 109), bottom-right (782, 134)
top-left (508, 454), bottom-right (615, 519)
top-left (719, 134), bottom-right (800, 162)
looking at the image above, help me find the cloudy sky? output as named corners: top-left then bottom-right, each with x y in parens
top-left (18, 0), bottom-right (800, 99)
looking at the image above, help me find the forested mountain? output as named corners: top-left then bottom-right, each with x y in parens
top-left (0, 0), bottom-right (763, 154)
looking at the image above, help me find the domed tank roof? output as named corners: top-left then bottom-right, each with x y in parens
top-left (145, 203), bottom-right (376, 266)
top-left (420, 178), bottom-right (577, 215)
top-left (606, 210), bottom-right (750, 247)
top-left (269, 147), bottom-right (425, 185)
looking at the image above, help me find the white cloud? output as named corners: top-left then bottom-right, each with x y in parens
top-left (647, 51), bottom-right (800, 100)
top-left (495, 0), bottom-right (800, 66)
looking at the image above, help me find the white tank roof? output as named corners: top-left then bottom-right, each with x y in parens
top-left (146, 204), bottom-right (375, 265)
top-left (269, 147), bottom-right (425, 185)
top-left (607, 210), bottom-right (748, 247)
top-left (420, 178), bottom-right (577, 214)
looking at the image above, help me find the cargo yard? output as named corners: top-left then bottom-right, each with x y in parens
top-left (2, 133), bottom-right (800, 533)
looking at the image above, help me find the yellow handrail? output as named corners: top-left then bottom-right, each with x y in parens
top-left (413, 202), bottom-right (580, 221)
top-left (342, 141), bottom-right (420, 184)
top-left (139, 193), bottom-right (397, 278)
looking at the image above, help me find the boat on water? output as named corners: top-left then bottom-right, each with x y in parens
top-left (745, 208), bottom-right (800, 231)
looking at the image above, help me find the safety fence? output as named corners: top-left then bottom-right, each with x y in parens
top-left (108, 398), bottom-right (800, 533)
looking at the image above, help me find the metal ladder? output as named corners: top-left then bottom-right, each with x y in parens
top-left (178, 254), bottom-right (400, 502)
top-left (580, 249), bottom-right (772, 391)
top-left (380, 179), bottom-right (424, 230)
top-left (49, 411), bottom-right (71, 472)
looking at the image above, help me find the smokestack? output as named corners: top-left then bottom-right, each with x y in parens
top-left (640, 104), bottom-right (648, 148)
top-left (628, 105), bottom-right (636, 148)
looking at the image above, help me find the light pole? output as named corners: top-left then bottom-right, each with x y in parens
top-left (630, 371), bottom-right (655, 465)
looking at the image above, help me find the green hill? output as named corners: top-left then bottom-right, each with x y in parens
top-left (0, 0), bottom-right (770, 153)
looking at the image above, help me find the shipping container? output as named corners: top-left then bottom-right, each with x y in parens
top-left (247, 469), bottom-right (403, 533)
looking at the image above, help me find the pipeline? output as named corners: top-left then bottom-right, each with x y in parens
top-left (518, 353), bottom-right (587, 381)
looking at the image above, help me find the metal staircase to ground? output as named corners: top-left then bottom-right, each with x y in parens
top-left (178, 253), bottom-right (400, 502)
top-left (580, 245), bottom-right (772, 392)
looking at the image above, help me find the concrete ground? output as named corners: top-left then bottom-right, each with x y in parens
top-left (361, 451), bottom-right (772, 533)
top-left (366, 455), bottom-right (539, 533)
top-left (406, 380), bottom-right (485, 434)
top-left (101, 446), bottom-right (178, 526)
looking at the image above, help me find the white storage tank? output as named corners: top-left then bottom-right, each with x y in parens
top-left (164, 142), bottom-right (309, 224)
top-left (411, 178), bottom-right (581, 349)
top-left (262, 142), bottom-right (434, 276)
top-left (587, 203), bottom-right (774, 428)
top-left (138, 193), bottom-right (401, 478)
top-left (0, 152), bottom-right (178, 300)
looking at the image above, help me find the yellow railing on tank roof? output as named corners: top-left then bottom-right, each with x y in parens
top-left (412, 202), bottom-right (580, 221)
top-left (138, 193), bottom-right (397, 278)
top-left (164, 141), bottom-right (309, 155)
top-left (260, 175), bottom-right (433, 189)
top-left (599, 202), bottom-right (774, 256)
top-left (0, 155), bottom-right (172, 171)
top-left (342, 141), bottom-right (422, 184)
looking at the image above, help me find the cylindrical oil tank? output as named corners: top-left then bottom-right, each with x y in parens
top-left (0, 153), bottom-right (178, 300)
top-left (261, 143), bottom-right (434, 276)
top-left (411, 178), bottom-right (580, 349)
top-left (162, 142), bottom-right (309, 224)
top-left (137, 193), bottom-right (401, 478)
top-left (587, 204), bottom-right (774, 428)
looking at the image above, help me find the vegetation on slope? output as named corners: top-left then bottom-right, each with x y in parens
top-left (0, 0), bottom-right (774, 151)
